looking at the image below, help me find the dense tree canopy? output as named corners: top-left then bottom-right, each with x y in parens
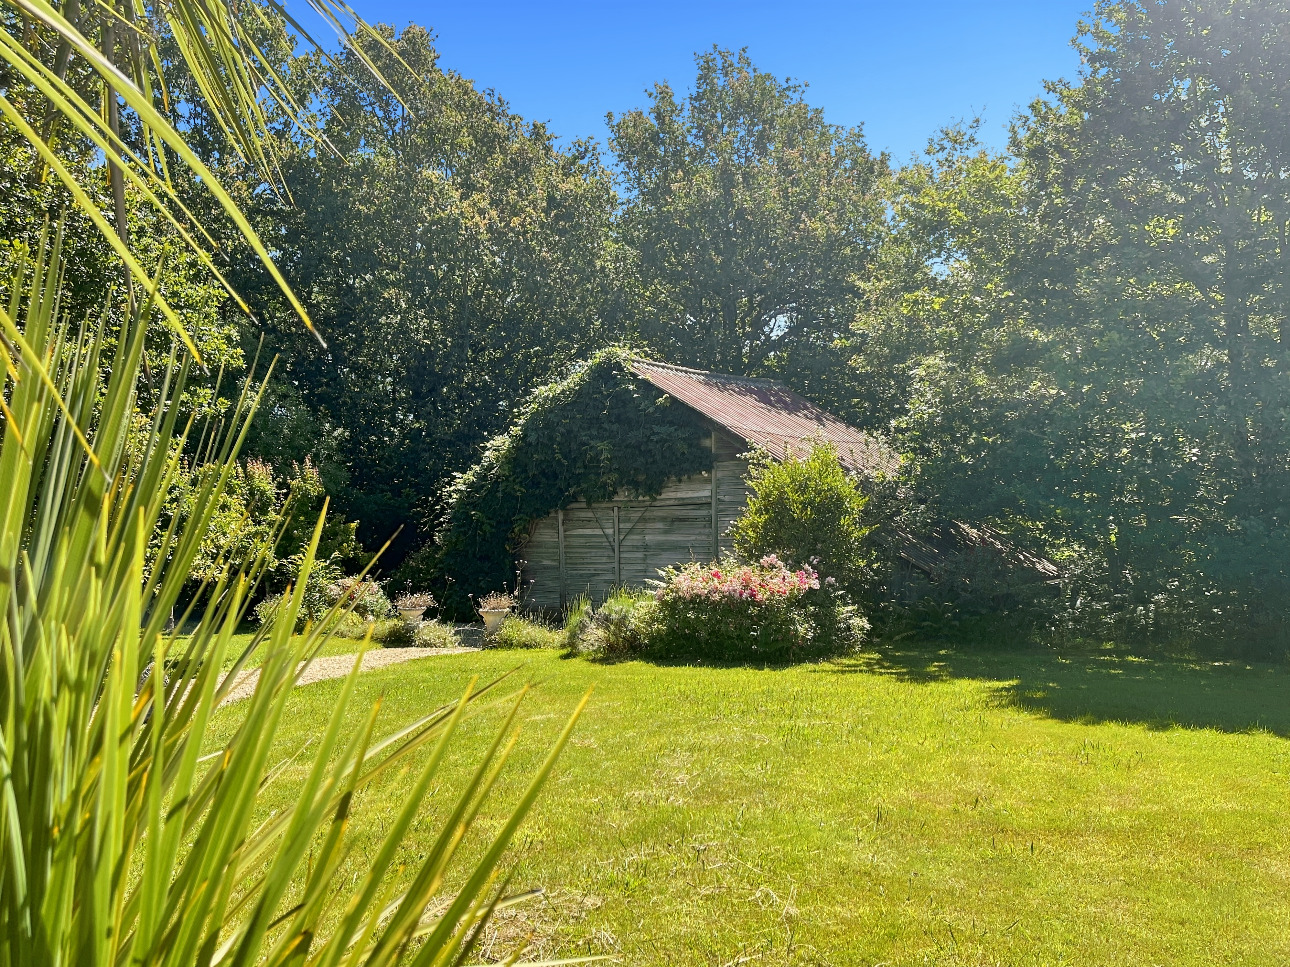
top-left (1020, 0), bottom-right (1290, 629)
top-left (610, 48), bottom-right (888, 406)
top-left (203, 25), bottom-right (617, 552)
top-left (10, 0), bottom-right (1284, 643)
top-left (854, 0), bottom-right (1290, 638)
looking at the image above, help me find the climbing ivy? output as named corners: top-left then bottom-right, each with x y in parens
top-left (402, 348), bottom-right (714, 617)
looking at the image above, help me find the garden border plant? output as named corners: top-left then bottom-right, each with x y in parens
top-left (563, 559), bottom-right (868, 664)
top-left (730, 442), bottom-right (883, 601)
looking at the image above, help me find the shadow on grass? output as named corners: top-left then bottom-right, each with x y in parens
top-left (827, 643), bottom-right (1290, 737)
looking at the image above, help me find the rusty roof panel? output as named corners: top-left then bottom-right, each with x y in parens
top-left (891, 522), bottom-right (1063, 583)
top-left (629, 358), bottom-right (901, 477)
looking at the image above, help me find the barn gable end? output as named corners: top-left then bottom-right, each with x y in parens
top-left (520, 426), bottom-right (750, 608)
top-left (516, 359), bottom-right (900, 608)
top-left (429, 349), bottom-right (1055, 616)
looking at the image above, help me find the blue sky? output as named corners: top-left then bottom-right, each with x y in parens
top-left (330, 1), bottom-right (1090, 161)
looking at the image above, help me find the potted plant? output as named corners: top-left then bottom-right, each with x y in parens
top-left (476, 591), bottom-right (515, 636)
top-left (394, 591), bottom-right (436, 627)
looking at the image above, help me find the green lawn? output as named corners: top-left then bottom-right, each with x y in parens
top-left (209, 644), bottom-right (1290, 965)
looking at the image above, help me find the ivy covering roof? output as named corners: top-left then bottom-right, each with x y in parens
top-left (405, 348), bottom-right (714, 617)
top-left (410, 350), bottom-right (911, 617)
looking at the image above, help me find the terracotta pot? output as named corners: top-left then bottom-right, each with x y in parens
top-left (479, 609), bottom-right (509, 635)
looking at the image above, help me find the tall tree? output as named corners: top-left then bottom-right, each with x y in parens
top-left (1014, 0), bottom-right (1290, 610)
top-left (1021, 0), bottom-right (1290, 489)
top-left (211, 25), bottom-right (617, 554)
top-left (850, 122), bottom-right (1027, 449)
top-left (861, 0), bottom-right (1290, 633)
top-left (610, 47), bottom-right (888, 399)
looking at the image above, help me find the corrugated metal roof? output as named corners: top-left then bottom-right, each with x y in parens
top-left (629, 358), bottom-right (901, 477)
top-left (893, 522), bottom-right (1063, 583)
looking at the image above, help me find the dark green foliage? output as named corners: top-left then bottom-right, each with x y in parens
top-left (406, 348), bottom-right (713, 617)
top-left (1009, 0), bottom-right (1290, 644)
top-left (646, 590), bottom-right (815, 663)
top-left (170, 456), bottom-right (358, 593)
top-left (610, 47), bottom-right (887, 394)
top-left (0, 130), bottom-right (115, 327)
top-left (193, 24), bottom-right (618, 557)
top-left (730, 444), bottom-right (878, 598)
top-left (854, 1), bottom-right (1290, 647)
top-left (882, 545), bottom-right (1059, 643)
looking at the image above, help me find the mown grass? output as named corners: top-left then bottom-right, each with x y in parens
top-left (208, 643), bottom-right (1290, 965)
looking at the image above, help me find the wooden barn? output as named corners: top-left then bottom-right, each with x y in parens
top-left (518, 359), bottom-right (901, 608)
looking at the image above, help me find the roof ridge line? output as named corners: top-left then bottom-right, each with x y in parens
top-left (629, 357), bottom-right (782, 386)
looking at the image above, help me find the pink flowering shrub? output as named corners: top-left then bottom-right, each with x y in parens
top-left (645, 555), bottom-right (862, 660)
top-left (656, 555), bottom-right (819, 606)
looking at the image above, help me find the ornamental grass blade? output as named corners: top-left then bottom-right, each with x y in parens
top-left (0, 230), bottom-right (589, 967)
top-left (3, 0), bottom-right (417, 342)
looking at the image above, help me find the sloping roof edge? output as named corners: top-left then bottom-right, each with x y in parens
top-left (622, 358), bottom-right (1061, 583)
top-left (893, 522), bottom-right (1064, 584)
top-left (628, 358), bottom-right (901, 478)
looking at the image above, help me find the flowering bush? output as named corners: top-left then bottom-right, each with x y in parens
top-left (656, 555), bottom-right (819, 605)
top-left (647, 556), bottom-right (862, 661)
top-left (559, 559), bottom-right (866, 662)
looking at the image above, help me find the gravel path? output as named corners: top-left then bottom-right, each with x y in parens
top-left (219, 646), bottom-right (479, 706)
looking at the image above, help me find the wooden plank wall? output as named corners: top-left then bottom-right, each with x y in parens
top-left (518, 429), bottom-right (751, 609)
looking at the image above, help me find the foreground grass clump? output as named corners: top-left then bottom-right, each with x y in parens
top-left (0, 238), bottom-right (584, 966)
top-left (224, 644), bottom-right (1290, 965)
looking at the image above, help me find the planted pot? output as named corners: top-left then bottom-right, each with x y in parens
top-left (398, 607), bottom-right (425, 624)
top-left (479, 609), bottom-right (509, 636)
